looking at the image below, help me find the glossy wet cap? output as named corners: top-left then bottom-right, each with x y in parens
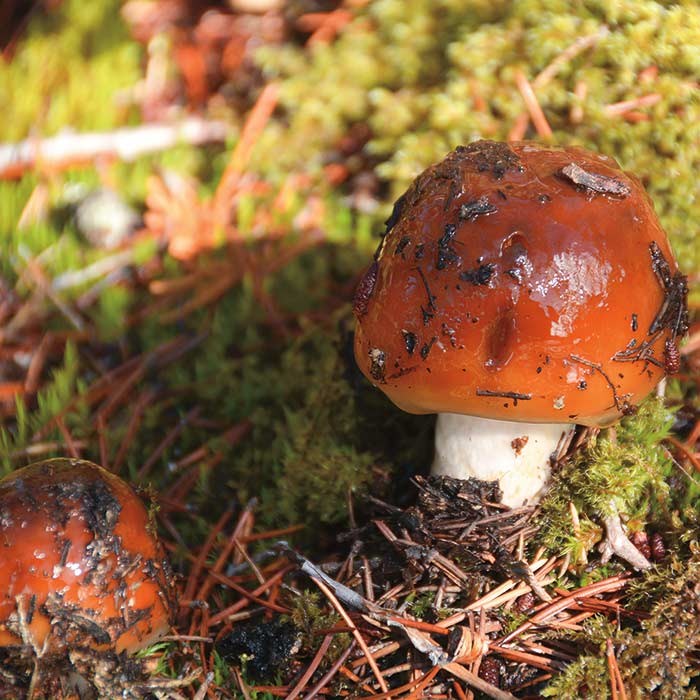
top-left (353, 141), bottom-right (687, 426)
top-left (0, 459), bottom-right (177, 655)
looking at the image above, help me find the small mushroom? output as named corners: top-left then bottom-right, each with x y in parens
top-left (0, 458), bottom-right (177, 658)
top-left (354, 141), bottom-right (687, 561)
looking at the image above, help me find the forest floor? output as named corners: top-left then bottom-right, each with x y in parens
top-left (0, 1), bottom-right (698, 697)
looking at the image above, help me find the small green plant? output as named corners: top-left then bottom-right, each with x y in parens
top-left (0, 342), bottom-right (87, 472)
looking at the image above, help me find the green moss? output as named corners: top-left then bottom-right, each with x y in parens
top-left (256, 0), bottom-right (700, 270)
top-left (219, 305), bottom-right (429, 532)
top-left (288, 590), bottom-right (351, 662)
top-left (542, 652), bottom-right (610, 698)
top-left (405, 590), bottom-right (436, 618)
top-left (22, 237), bottom-right (426, 548)
top-left (536, 397), bottom-right (694, 559)
top-left (0, 0), bottom-right (141, 141)
top-left (248, 317), bottom-right (377, 527)
top-left (543, 551), bottom-right (700, 698)
top-left (498, 608), bottom-right (531, 635)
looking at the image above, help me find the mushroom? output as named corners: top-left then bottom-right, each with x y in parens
top-left (353, 141), bottom-right (687, 564)
top-left (0, 458), bottom-right (177, 659)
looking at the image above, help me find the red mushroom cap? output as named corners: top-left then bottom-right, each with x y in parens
top-left (0, 459), bottom-right (176, 655)
top-left (354, 141), bottom-right (687, 425)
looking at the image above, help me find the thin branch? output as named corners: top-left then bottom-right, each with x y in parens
top-left (302, 640), bottom-right (358, 699)
top-left (604, 93), bottom-right (661, 117)
top-left (213, 83), bottom-right (279, 225)
top-left (361, 667), bottom-right (440, 700)
top-left (310, 575), bottom-right (390, 693)
top-left (514, 70), bottom-right (553, 139)
top-left (499, 574), bottom-right (630, 644)
top-left (0, 119), bottom-right (230, 179)
top-left (444, 662), bottom-right (517, 700)
top-left (207, 566), bottom-right (294, 626)
top-left (285, 634), bottom-right (333, 700)
top-left (533, 26), bottom-right (609, 89)
top-left (509, 27), bottom-right (608, 139)
top-left (599, 505), bottom-right (652, 571)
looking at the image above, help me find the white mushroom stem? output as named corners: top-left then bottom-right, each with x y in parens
top-left (431, 413), bottom-right (575, 507)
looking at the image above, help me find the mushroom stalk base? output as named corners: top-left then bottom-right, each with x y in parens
top-left (431, 413), bottom-right (574, 507)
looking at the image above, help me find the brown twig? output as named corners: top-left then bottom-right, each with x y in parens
top-left (570, 79), bottom-right (588, 124)
top-left (173, 421), bottom-right (251, 472)
top-left (664, 435), bottom-right (700, 472)
top-left (362, 666), bottom-right (440, 700)
top-left (182, 508), bottom-right (234, 605)
top-left (302, 640), bottom-right (358, 699)
top-left (237, 524), bottom-right (305, 543)
top-left (488, 645), bottom-right (564, 672)
top-left (138, 406), bottom-right (201, 479)
top-left (444, 662), bottom-right (517, 700)
top-left (213, 83), bottom-right (279, 226)
top-left (54, 415), bottom-right (81, 459)
top-left (207, 565), bottom-right (294, 626)
top-left (499, 574), bottom-right (631, 644)
top-left (533, 27), bottom-right (609, 89)
top-left (387, 616), bottom-right (449, 637)
top-left (194, 500), bottom-right (256, 604)
top-left (201, 571), bottom-right (292, 617)
top-left (23, 332), bottom-right (52, 395)
top-left (285, 634), bottom-right (334, 700)
top-left (297, 9), bottom-right (353, 45)
top-left (7, 440), bottom-right (88, 460)
top-left (509, 27), bottom-right (607, 139)
top-left (111, 388), bottom-right (157, 474)
top-left (603, 93), bottom-right (661, 117)
top-left (514, 70), bottom-right (553, 139)
top-left (606, 638), bottom-right (628, 700)
top-left (310, 575), bottom-right (390, 693)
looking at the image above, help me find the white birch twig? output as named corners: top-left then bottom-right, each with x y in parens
top-left (0, 118), bottom-right (231, 178)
